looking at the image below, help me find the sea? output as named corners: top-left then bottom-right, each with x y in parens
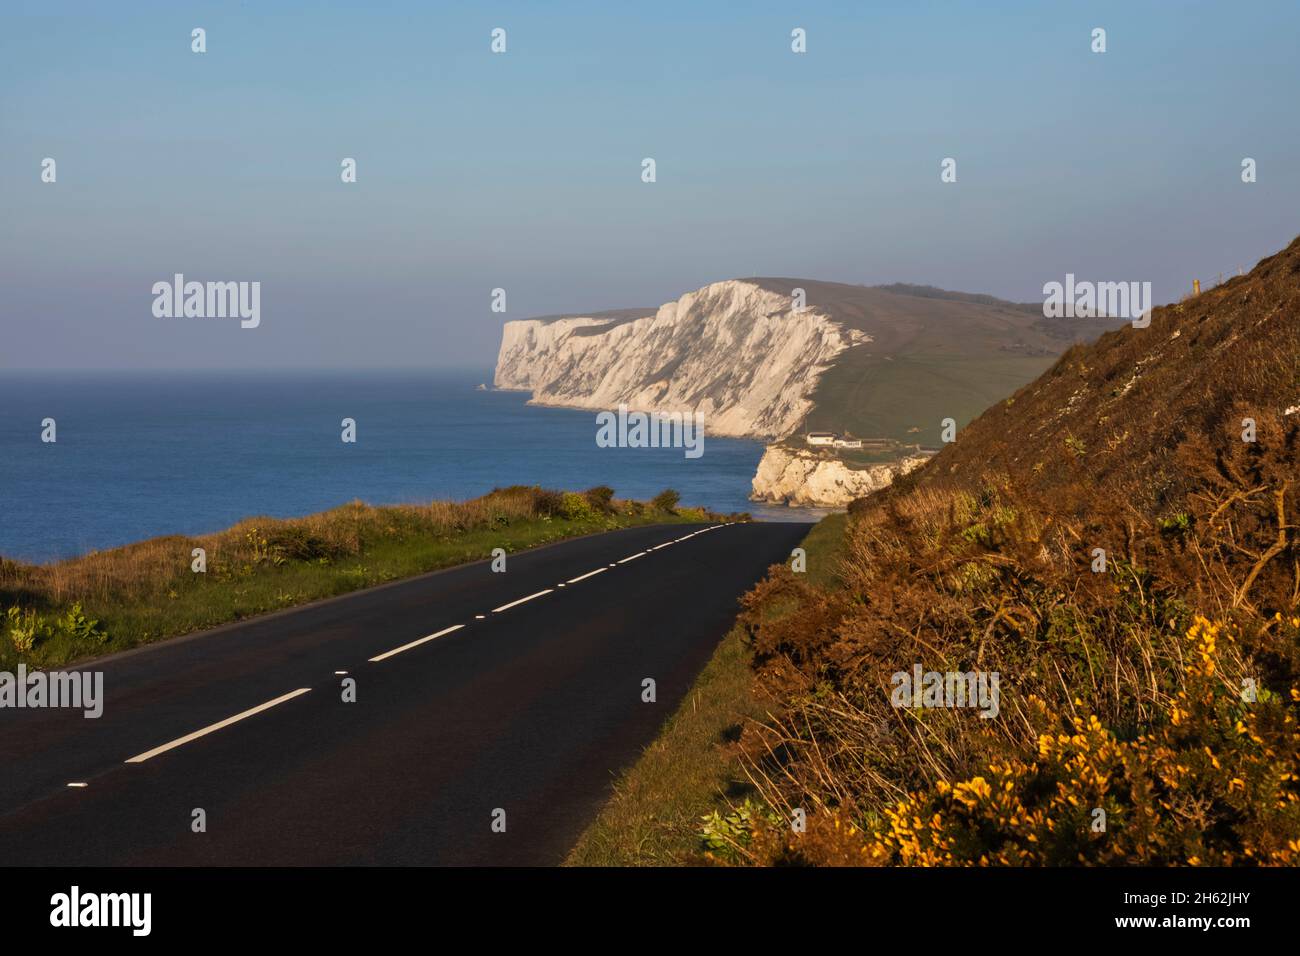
top-left (0, 369), bottom-right (824, 564)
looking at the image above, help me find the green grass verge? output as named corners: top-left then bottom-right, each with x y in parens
top-left (2, 503), bottom-right (721, 672)
top-left (564, 512), bottom-right (848, 866)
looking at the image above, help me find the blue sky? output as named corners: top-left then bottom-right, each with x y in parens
top-left (3, 0), bottom-right (1298, 368)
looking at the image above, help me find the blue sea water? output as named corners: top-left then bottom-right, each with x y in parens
top-left (0, 369), bottom-right (821, 564)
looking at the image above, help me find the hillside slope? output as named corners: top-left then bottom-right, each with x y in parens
top-left (904, 240), bottom-right (1300, 513)
top-left (726, 235), bottom-right (1300, 866)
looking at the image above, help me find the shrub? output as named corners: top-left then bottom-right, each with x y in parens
top-left (651, 489), bottom-right (681, 513)
top-left (4, 602), bottom-right (107, 654)
top-left (724, 427), bottom-right (1300, 866)
top-left (265, 526), bottom-right (340, 562)
top-left (727, 617), bottom-right (1300, 866)
top-left (583, 485), bottom-right (616, 512)
top-left (559, 492), bottom-right (597, 521)
top-left (531, 488), bottom-right (566, 518)
top-left (6, 606), bottom-right (48, 654)
top-left (59, 603), bottom-right (108, 645)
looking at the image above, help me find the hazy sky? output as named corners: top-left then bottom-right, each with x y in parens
top-left (3, 0), bottom-right (1298, 369)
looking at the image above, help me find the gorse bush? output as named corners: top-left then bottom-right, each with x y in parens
top-left (717, 468), bottom-right (1300, 865)
top-left (710, 239), bottom-right (1300, 867)
top-left (559, 491), bottom-right (597, 521)
top-left (731, 616), bottom-right (1299, 866)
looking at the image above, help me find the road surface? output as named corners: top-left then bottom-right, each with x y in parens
top-left (0, 521), bottom-right (810, 865)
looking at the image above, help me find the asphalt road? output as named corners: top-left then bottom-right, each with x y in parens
top-left (0, 520), bottom-right (810, 865)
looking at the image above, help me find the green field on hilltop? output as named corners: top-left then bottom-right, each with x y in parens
top-left (746, 278), bottom-right (1119, 448)
top-left (802, 349), bottom-right (1057, 446)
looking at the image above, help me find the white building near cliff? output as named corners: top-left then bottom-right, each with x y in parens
top-left (806, 432), bottom-right (837, 446)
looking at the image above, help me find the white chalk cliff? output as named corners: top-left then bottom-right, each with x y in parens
top-left (495, 281), bottom-right (867, 440)
top-left (749, 446), bottom-right (928, 508)
top-left (494, 279), bottom-right (905, 507)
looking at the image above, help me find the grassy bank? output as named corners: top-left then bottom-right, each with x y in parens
top-left (565, 513), bottom-right (846, 866)
top-left (1, 485), bottom-right (743, 671)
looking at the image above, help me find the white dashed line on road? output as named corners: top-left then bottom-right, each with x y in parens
top-left (125, 688), bottom-right (313, 763)
top-left (491, 589), bottom-right (554, 613)
top-left (369, 624), bottom-right (466, 662)
top-left (617, 552), bottom-right (645, 564)
top-left (566, 567), bottom-right (608, 584)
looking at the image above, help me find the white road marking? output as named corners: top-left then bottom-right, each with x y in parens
top-left (67, 782), bottom-right (88, 788)
top-left (492, 589), bottom-right (553, 613)
top-left (557, 583), bottom-right (566, 587)
top-left (617, 552), bottom-right (645, 564)
top-left (369, 624), bottom-right (465, 662)
top-left (475, 614), bottom-right (486, 619)
top-left (334, 670), bottom-right (348, 675)
top-left (566, 567), bottom-right (608, 584)
top-left (125, 688), bottom-right (313, 764)
top-left (651, 541), bottom-right (674, 550)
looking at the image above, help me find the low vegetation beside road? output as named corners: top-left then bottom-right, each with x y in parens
top-left (0, 485), bottom-right (744, 671)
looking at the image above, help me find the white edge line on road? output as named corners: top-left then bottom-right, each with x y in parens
top-left (369, 624), bottom-right (466, 663)
top-left (124, 688), bottom-right (313, 764)
top-left (566, 567), bottom-right (608, 584)
top-left (491, 589), bottom-right (554, 613)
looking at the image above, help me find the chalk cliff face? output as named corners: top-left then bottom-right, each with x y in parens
top-left (750, 446), bottom-right (929, 508)
top-left (494, 280), bottom-right (867, 440)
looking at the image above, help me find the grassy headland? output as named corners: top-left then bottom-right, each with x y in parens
top-left (0, 485), bottom-right (744, 671)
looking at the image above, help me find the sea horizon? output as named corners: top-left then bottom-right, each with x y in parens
top-left (0, 367), bottom-right (823, 564)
